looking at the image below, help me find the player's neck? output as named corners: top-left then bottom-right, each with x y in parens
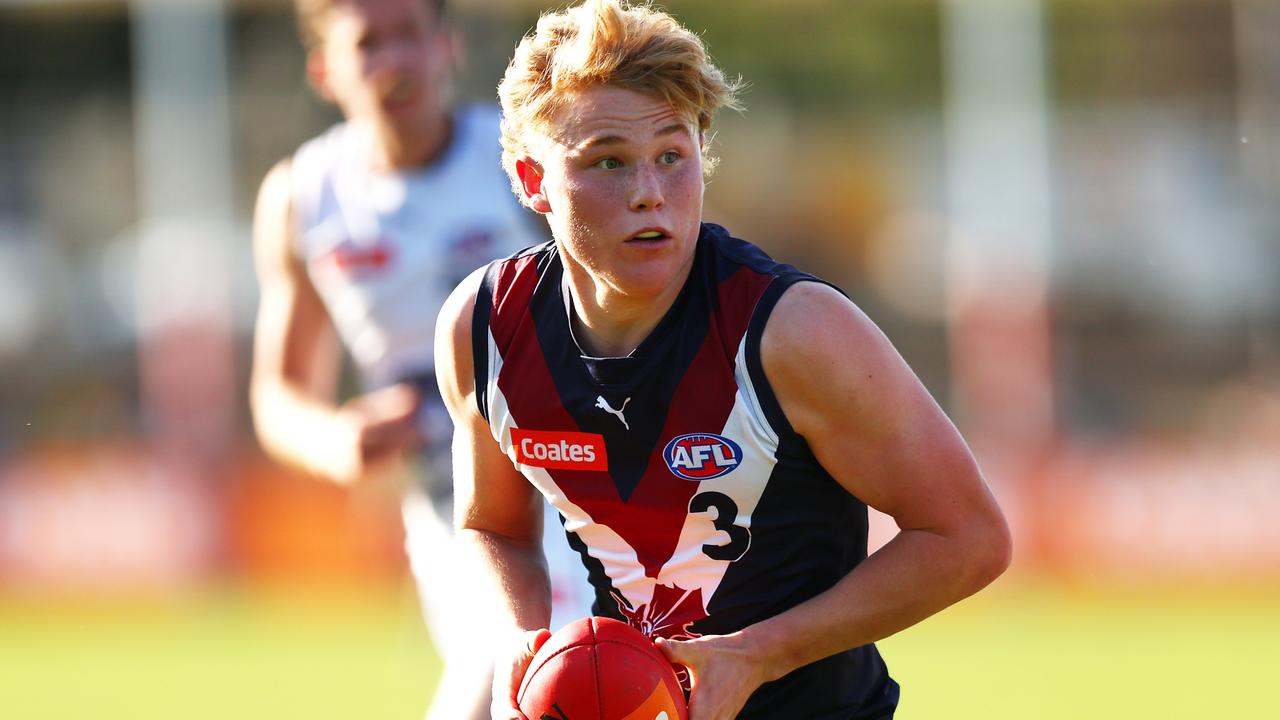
top-left (365, 110), bottom-right (452, 172)
top-left (564, 268), bottom-right (688, 359)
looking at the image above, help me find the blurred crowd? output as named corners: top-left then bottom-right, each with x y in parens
top-left (1, 0), bottom-right (1277, 593)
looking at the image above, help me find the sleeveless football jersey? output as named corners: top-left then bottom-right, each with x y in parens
top-left (291, 104), bottom-right (542, 392)
top-left (473, 224), bottom-right (899, 718)
top-left (288, 105), bottom-right (595, 637)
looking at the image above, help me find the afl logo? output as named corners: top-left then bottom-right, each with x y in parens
top-left (663, 433), bottom-right (743, 481)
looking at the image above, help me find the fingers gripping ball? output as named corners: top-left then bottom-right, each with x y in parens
top-left (517, 616), bottom-right (688, 720)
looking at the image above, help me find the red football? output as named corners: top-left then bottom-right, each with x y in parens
top-left (517, 616), bottom-right (689, 720)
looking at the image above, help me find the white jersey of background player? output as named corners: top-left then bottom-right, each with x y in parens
top-left (248, 1), bottom-right (591, 719)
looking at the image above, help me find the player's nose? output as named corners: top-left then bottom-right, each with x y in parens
top-left (629, 163), bottom-right (664, 212)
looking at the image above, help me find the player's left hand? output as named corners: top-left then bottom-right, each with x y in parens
top-left (655, 633), bottom-right (769, 720)
top-left (493, 627), bottom-right (552, 720)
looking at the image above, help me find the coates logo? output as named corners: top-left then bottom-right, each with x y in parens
top-left (511, 428), bottom-right (608, 471)
top-left (663, 433), bottom-right (742, 481)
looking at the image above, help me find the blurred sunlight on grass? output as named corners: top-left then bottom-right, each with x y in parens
top-left (880, 577), bottom-right (1280, 719)
top-left (0, 583), bottom-right (439, 720)
top-left (2, 577), bottom-right (1277, 719)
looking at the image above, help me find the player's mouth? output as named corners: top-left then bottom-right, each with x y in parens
top-left (626, 228), bottom-right (671, 244)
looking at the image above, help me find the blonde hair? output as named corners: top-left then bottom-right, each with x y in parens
top-left (498, 0), bottom-right (743, 203)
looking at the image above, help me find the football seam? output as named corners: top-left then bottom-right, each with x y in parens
top-left (522, 634), bottom-right (670, 716)
top-left (591, 618), bottom-right (604, 719)
top-left (527, 639), bottom-right (663, 669)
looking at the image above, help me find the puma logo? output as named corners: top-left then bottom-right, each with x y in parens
top-left (595, 395), bottom-right (631, 430)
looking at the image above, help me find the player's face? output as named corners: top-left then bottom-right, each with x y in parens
top-left (315, 0), bottom-right (448, 133)
top-left (527, 85), bottom-right (705, 304)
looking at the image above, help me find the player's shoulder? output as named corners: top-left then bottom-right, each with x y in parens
top-left (763, 280), bottom-right (893, 392)
top-left (254, 124), bottom-right (346, 259)
top-left (435, 262), bottom-right (491, 411)
top-left (766, 267), bottom-right (874, 350)
top-left (771, 281), bottom-right (859, 327)
top-left (459, 242), bottom-right (555, 341)
top-left (441, 242), bottom-right (548, 325)
top-left (704, 225), bottom-right (880, 387)
top-left (293, 121), bottom-right (349, 157)
top-left (701, 223), bottom-right (801, 281)
top-left (258, 156), bottom-right (294, 200)
top-left (287, 122), bottom-right (355, 230)
top-left (440, 263), bottom-right (489, 330)
top-left (289, 122), bottom-right (348, 172)
top-left (488, 241), bottom-right (557, 290)
top-left (254, 154), bottom-right (298, 230)
top-left (252, 156), bottom-right (301, 270)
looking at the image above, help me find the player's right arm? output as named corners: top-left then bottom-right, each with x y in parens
top-left (249, 158), bottom-right (419, 484)
top-left (435, 267), bottom-right (554, 719)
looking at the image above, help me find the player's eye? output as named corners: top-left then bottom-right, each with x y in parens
top-left (594, 157), bottom-right (622, 170)
top-left (658, 151), bottom-right (680, 165)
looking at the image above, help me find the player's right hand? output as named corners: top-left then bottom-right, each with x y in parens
top-left (656, 633), bottom-right (766, 720)
top-left (493, 627), bottom-right (551, 720)
top-left (326, 383), bottom-right (421, 484)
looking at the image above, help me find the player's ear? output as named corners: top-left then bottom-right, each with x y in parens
top-left (305, 48), bottom-right (336, 103)
top-left (516, 156), bottom-right (551, 214)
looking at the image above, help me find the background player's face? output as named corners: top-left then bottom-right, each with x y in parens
top-left (529, 85), bottom-right (705, 302)
top-left (313, 0), bottom-right (449, 135)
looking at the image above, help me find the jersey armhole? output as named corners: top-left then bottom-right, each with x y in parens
top-left (744, 275), bottom-right (848, 440)
top-left (471, 261), bottom-right (502, 422)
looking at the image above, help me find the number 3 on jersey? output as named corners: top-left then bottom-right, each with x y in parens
top-left (689, 491), bottom-right (751, 562)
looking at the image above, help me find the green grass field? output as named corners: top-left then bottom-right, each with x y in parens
top-left (879, 578), bottom-right (1280, 718)
top-left (1, 577), bottom-right (1276, 718)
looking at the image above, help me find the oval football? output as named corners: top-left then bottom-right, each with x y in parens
top-left (517, 617), bottom-right (688, 720)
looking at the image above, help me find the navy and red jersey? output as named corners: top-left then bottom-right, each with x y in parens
top-left (472, 223), bottom-right (899, 718)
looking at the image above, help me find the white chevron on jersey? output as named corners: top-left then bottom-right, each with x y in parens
top-left (484, 336), bottom-right (652, 598)
top-left (485, 327), bottom-right (783, 617)
top-left (650, 333), bottom-right (779, 607)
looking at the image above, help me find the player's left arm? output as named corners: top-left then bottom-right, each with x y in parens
top-left (435, 266), bottom-right (554, 719)
top-left (658, 281), bottom-right (1011, 720)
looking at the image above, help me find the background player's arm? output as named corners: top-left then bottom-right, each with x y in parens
top-left (658, 281), bottom-right (1012, 720)
top-left (434, 268), bottom-right (555, 719)
top-left (249, 158), bottom-right (419, 484)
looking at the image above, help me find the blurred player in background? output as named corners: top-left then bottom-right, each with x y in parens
top-left (434, 1), bottom-right (1012, 718)
top-left (248, 0), bottom-right (591, 717)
